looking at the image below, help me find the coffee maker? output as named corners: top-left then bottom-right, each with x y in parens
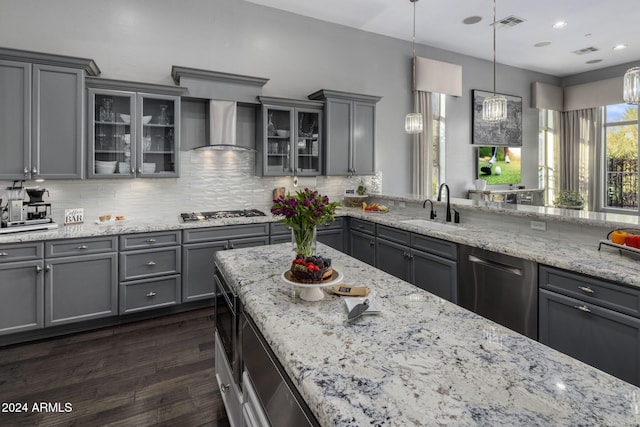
top-left (1, 180), bottom-right (58, 234)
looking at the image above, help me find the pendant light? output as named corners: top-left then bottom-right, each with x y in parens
top-left (405, 0), bottom-right (423, 134)
top-left (623, 66), bottom-right (640, 104)
top-left (482, 0), bottom-right (507, 123)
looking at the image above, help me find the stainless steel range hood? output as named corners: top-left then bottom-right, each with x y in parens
top-left (171, 66), bottom-right (269, 151)
top-left (192, 100), bottom-right (245, 151)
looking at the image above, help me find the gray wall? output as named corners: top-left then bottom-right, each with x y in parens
top-left (0, 0), bottom-right (564, 197)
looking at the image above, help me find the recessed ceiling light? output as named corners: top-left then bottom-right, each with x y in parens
top-left (586, 59), bottom-right (603, 64)
top-left (613, 44), bottom-right (628, 50)
top-left (552, 21), bottom-right (568, 29)
top-left (534, 41), bottom-right (552, 48)
top-left (463, 16), bottom-right (482, 25)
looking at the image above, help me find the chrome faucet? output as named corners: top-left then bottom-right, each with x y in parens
top-left (422, 199), bottom-right (437, 220)
top-left (437, 183), bottom-right (452, 222)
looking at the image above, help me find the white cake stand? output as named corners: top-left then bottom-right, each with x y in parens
top-left (281, 270), bottom-right (344, 301)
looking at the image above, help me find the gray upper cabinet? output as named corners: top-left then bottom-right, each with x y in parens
top-left (308, 89), bottom-right (381, 176)
top-left (257, 97), bottom-right (323, 177)
top-left (86, 78), bottom-right (185, 178)
top-left (0, 48), bottom-right (98, 180)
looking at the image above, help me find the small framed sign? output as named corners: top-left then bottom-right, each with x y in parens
top-left (64, 208), bottom-right (84, 225)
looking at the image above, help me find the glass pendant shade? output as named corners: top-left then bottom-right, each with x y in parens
top-left (482, 95), bottom-right (508, 123)
top-left (623, 66), bottom-right (640, 104)
top-left (405, 112), bottom-right (423, 134)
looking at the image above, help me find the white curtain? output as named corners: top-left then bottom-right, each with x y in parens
top-left (559, 108), bottom-right (601, 210)
top-left (412, 91), bottom-right (433, 197)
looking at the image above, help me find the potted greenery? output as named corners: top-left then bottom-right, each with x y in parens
top-left (553, 190), bottom-right (585, 210)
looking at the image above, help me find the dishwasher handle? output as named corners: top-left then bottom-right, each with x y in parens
top-left (468, 254), bottom-right (524, 276)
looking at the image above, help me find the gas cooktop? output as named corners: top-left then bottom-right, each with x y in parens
top-left (180, 209), bottom-right (266, 222)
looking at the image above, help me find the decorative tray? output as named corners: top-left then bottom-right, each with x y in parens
top-left (281, 269), bottom-right (344, 288)
top-left (598, 228), bottom-right (640, 257)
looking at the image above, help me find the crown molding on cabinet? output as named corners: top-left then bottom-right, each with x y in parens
top-left (85, 77), bottom-right (187, 96)
top-left (0, 47), bottom-right (100, 76)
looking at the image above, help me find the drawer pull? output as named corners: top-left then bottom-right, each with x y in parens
top-left (45, 265), bottom-right (51, 272)
top-left (146, 292), bottom-right (156, 297)
top-left (36, 265), bottom-right (42, 273)
top-left (221, 384), bottom-right (230, 393)
top-left (577, 286), bottom-right (595, 294)
top-left (146, 238), bottom-right (157, 243)
top-left (146, 261), bottom-right (156, 266)
top-left (575, 305), bottom-right (591, 313)
top-left (0, 252), bottom-right (7, 256)
top-left (77, 245), bottom-right (89, 250)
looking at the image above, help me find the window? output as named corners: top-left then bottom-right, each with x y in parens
top-left (432, 93), bottom-right (446, 194)
top-left (538, 109), bottom-right (559, 206)
top-left (603, 103), bottom-right (639, 211)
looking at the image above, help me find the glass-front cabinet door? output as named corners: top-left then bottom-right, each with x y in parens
top-left (138, 93), bottom-right (180, 177)
top-left (88, 89), bottom-right (180, 178)
top-left (89, 89), bottom-right (136, 178)
top-left (264, 106), bottom-right (294, 176)
top-left (295, 109), bottom-right (321, 176)
top-left (259, 98), bottom-right (323, 177)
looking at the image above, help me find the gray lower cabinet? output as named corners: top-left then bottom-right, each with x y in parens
top-left (375, 225), bottom-right (458, 302)
top-left (349, 230), bottom-right (376, 266)
top-left (44, 237), bottom-right (118, 326)
top-left (0, 241), bottom-right (45, 335)
top-left (119, 231), bottom-right (182, 314)
top-left (539, 266), bottom-right (640, 386)
top-left (0, 55), bottom-right (89, 180)
top-left (183, 224), bottom-right (269, 302)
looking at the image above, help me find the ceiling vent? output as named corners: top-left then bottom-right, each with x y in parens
top-left (493, 15), bottom-right (525, 29)
top-left (572, 46), bottom-right (599, 55)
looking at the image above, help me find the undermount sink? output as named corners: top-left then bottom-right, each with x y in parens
top-left (400, 219), bottom-right (466, 231)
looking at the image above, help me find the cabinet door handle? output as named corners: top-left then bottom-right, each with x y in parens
top-left (0, 252), bottom-right (7, 257)
top-left (32, 167), bottom-right (37, 175)
top-left (77, 245), bottom-right (89, 250)
top-left (45, 265), bottom-right (51, 272)
top-left (23, 167), bottom-right (29, 175)
top-left (221, 384), bottom-right (230, 393)
top-left (577, 286), bottom-right (594, 294)
top-left (137, 167), bottom-right (142, 174)
top-left (146, 238), bottom-right (157, 243)
top-left (574, 305), bottom-right (591, 313)
top-left (229, 243), bottom-right (234, 249)
top-left (146, 292), bottom-right (156, 297)
top-left (369, 240), bottom-right (375, 247)
top-left (146, 261), bottom-right (156, 266)
top-left (36, 265), bottom-right (42, 273)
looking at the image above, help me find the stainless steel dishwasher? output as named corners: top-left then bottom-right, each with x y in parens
top-left (458, 245), bottom-right (538, 339)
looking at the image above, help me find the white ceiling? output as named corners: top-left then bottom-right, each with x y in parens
top-left (244, 0), bottom-right (640, 77)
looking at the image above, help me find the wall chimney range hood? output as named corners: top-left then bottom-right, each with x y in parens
top-left (171, 66), bottom-right (269, 150)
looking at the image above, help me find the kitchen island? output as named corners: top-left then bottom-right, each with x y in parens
top-left (215, 243), bottom-right (640, 426)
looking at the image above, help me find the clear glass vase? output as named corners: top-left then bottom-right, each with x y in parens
top-left (291, 226), bottom-right (316, 257)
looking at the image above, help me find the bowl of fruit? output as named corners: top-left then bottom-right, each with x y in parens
top-left (362, 202), bottom-right (389, 213)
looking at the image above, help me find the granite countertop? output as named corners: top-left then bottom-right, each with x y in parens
top-left (215, 243), bottom-right (640, 426)
top-left (2, 205), bottom-right (640, 289)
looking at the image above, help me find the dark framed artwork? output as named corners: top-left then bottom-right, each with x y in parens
top-left (472, 89), bottom-right (522, 146)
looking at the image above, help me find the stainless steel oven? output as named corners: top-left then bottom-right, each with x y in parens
top-left (215, 268), bottom-right (241, 385)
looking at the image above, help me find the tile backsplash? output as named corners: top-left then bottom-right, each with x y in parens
top-left (1, 150), bottom-right (379, 223)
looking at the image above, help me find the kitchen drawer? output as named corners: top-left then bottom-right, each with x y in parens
top-left (46, 236), bottom-right (117, 257)
top-left (119, 274), bottom-right (181, 314)
top-left (349, 218), bottom-right (375, 235)
top-left (377, 224), bottom-right (410, 246)
top-left (119, 247), bottom-right (180, 281)
top-left (410, 234), bottom-right (457, 261)
top-left (0, 241), bottom-right (43, 263)
top-left (119, 231), bottom-right (181, 251)
top-left (183, 223), bottom-right (269, 244)
top-left (539, 265), bottom-right (640, 318)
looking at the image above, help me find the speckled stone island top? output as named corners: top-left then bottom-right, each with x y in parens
top-left (215, 243), bottom-right (640, 427)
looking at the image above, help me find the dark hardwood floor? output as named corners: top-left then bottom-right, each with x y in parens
top-left (0, 308), bottom-right (230, 427)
